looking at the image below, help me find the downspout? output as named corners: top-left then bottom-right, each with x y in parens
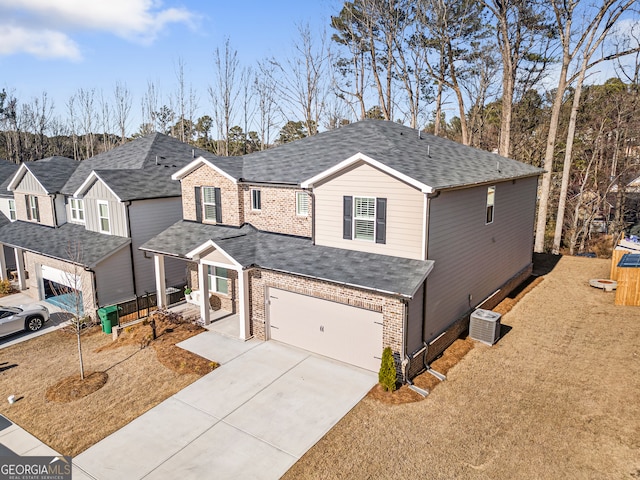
top-left (405, 190), bottom-right (440, 384)
top-left (84, 267), bottom-right (99, 312)
top-left (307, 189), bottom-right (316, 244)
top-left (125, 201), bottom-right (139, 299)
top-left (51, 195), bottom-right (58, 228)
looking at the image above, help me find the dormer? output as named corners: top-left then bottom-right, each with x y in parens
top-left (7, 157), bottom-right (79, 227)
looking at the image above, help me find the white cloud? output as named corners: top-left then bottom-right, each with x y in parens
top-left (0, 24), bottom-right (81, 60)
top-left (0, 0), bottom-right (198, 59)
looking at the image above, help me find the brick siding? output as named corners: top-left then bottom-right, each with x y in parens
top-left (180, 164), bottom-right (242, 226)
top-left (187, 261), bottom-right (239, 313)
top-left (14, 193), bottom-right (56, 227)
top-left (241, 185), bottom-right (312, 237)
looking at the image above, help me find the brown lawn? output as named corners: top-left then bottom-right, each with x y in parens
top-left (284, 255), bottom-right (640, 479)
top-left (0, 312), bottom-right (216, 456)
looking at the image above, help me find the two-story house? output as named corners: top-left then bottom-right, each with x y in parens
top-left (0, 159), bottom-right (20, 273)
top-left (0, 135), bottom-right (213, 315)
top-left (142, 120), bottom-right (543, 380)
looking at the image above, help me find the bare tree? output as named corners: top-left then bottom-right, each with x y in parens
top-left (113, 81), bottom-right (132, 143)
top-left (209, 39), bottom-right (242, 156)
top-left (268, 24), bottom-right (329, 136)
top-left (534, 0), bottom-right (640, 252)
top-left (254, 63), bottom-right (281, 149)
top-left (48, 241), bottom-right (93, 379)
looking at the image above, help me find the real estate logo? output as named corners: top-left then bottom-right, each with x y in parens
top-left (0, 455), bottom-right (71, 480)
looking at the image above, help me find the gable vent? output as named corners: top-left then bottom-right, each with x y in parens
top-left (469, 309), bottom-right (501, 345)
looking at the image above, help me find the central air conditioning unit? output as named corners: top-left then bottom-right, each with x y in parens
top-left (469, 308), bottom-right (502, 345)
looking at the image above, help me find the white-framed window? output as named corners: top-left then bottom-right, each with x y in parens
top-left (207, 266), bottom-right (229, 294)
top-left (251, 189), bottom-right (261, 211)
top-left (202, 186), bottom-right (217, 221)
top-left (296, 191), bottom-right (309, 216)
top-left (70, 198), bottom-right (84, 223)
top-left (97, 201), bottom-right (111, 233)
top-left (26, 195), bottom-right (39, 222)
top-left (354, 196), bottom-right (376, 241)
top-left (8, 199), bottom-right (15, 221)
top-left (486, 186), bottom-right (496, 224)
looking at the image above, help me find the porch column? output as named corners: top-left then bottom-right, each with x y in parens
top-left (237, 268), bottom-right (251, 340)
top-left (198, 262), bottom-right (210, 325)
top-left (14, 248), bottom-right (26, 291)
top-left (154, 254), bottom-right (166, 309)
top-left (0, 245), bottom-right (6, 281)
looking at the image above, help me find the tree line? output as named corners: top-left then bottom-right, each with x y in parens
top-left (1, 0), bottom-right (640, 254)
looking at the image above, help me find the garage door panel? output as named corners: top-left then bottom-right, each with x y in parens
top-left (41, 265), bottom-right (80, 289)
top-left (268, 288), bottom-right (383, 372)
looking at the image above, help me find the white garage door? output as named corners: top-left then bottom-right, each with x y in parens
top-left (268, 287), bottom-right (383, 372)
top-left (41, 265), bottom-right (81, 289)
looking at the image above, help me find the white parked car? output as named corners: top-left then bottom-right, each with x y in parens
top-left (0, 304), bottom-right (50, 338)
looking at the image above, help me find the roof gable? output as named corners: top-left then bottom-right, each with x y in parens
top-left (8, 156), bottom-right (78, 194)
top-left (233, 120), bottom-right (543, 190)
top-left (62, 133), bottom-right (216, 199)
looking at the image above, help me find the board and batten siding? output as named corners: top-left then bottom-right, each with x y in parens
top-left (94, 245), bottom-right (135, 306)
top-left (129, 197), bottom-right (186, 293)
top-left (14, 170), bottom-right (46, 194)
top-left (314, 161), bottom-right (425, 260)
top-left (423, 176), bottom-right (538, 342)
top-left (83, 179), bottom-right (128, 236)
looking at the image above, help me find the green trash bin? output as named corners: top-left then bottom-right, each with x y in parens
top-left (97, 305), bottom-right (119, 334)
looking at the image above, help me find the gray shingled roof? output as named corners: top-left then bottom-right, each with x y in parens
top-left (213, 120), bottom-right (542, 190)
top-left (63, 133), bottom-right (220, 198)
top-left (0, 159), bottom-right (19, 198)
top-left (23, 157), bottom-right (79, 193)
top-left (0, 221), bottom-right (130, 267)
top-left (141, 221), bottom-right (433, 297)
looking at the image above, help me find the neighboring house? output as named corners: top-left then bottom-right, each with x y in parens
top-left (0, 135), bottom-right (212, 315)
top-left (142, 120), bottom-right (543, 379)
top-left (0, 159), bottom-right (20, 273)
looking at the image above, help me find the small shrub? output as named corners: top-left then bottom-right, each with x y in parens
top-left (378, 347), bottom-right (397, 392)
top-left (0, 279), bottom-right (13, 295)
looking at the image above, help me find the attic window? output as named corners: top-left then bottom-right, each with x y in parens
top-left (486, 186), bottom-right (496, 224)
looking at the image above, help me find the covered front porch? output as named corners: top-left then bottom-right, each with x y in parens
top-left (152, 247), bottom-right (251, 341)
top-left (169, 301), bottom-right (241, 338)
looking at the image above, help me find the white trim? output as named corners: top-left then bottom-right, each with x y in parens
top-left (201, 186), bottom-right (217, 221)
top-left (353, 195), bottom-right (376, 242)
top-left (171, 156), bottom-right (238, 184)
top-left (250, 188), bottom-right (261, 211)
top-left (422, 193), bottom-right (428, 261)
top-left (97, 200), bottom-right (111, 234)
top-left (206, 265), bottom-right (230, 295)
top-left (69, 198), bottom-right (85, 223)
top-left (486, 185), bottom-right (496, 225)
top-left (301, 152), bottom-right (434, 193)
top-left (7, 199), bottom-right (15, 221)
top-left (73, 171), bottom-right (123, 201)
top-left (185, 239), bottom-right (244, 269)
top-left (7, 164), bottom-right (49, 193)
top-left (295, 191), bottom-right (309, 217)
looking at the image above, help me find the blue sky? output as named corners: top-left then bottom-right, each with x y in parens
top-left (0, 0), bottom-right (340, 132)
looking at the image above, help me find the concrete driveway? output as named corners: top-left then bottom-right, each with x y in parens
top-left (73, 334), bottom-right (377, 479)
top-left (0, 292), bottom-right (70, 349)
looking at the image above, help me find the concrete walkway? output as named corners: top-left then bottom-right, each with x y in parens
top-left (73, 333), bottom-right (376, 479)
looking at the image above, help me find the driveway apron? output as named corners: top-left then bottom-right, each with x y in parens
top-left (73, 336), bottom-right (376, 479)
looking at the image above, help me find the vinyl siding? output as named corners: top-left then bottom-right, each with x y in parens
top-left (202, 248), bottom-right (236, 266)
top-left (13, 171), bottom-right (46, 194)
top-left (406, 281), bottom-right (425, 355)
top-left (314, 161), bottom-right (424, 260)
top-left (83, 180), bottom-right (128, 236)
top-left (129, 197), bottom-right (186, 293)
top-left (424, 177), bottom-right (538, 341)
top-left (94, 245), bottom-right (135, 305)
top-left (54, 195), bottom-right (67, 225)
